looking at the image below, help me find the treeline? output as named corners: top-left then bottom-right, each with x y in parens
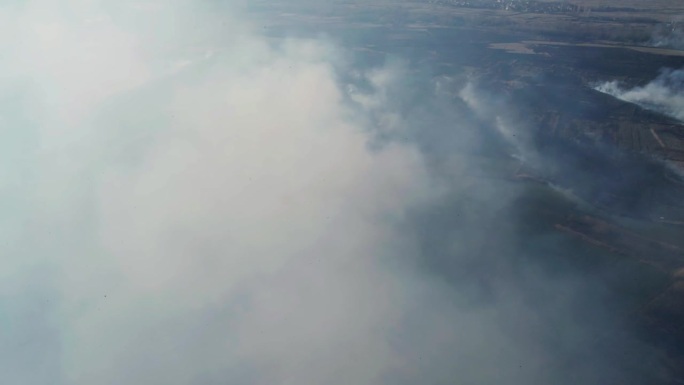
top-left (417, 0), bottom-right (639, 14)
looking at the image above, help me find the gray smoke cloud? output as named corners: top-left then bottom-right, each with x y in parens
top-left (0, 1), bottom-right (669, 385)
top-left (595, 67), bottom-right (684, 121)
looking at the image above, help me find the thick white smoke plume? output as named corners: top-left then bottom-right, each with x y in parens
top-left (0, 1), bottom-right (666, 385)
top-left (595, 67), bottom-right (684, 121)
top-left (0, 2), bottom-right (444, 384)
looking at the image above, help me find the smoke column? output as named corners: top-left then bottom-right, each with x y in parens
top-left (0, 1), bottom-right (669, 385)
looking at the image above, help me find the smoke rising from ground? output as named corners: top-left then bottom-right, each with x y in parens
top-left (649, 22), bottom-right (684, 50)
top-left (595, 67), bottom-right (684, 121)
top-left (0, 1), bottom-right (669, 385)
top-left (2, 3), bottom-right (438, 384)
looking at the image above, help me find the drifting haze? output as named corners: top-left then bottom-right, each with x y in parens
top-left (0, 1), bottom-right (668, 385)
